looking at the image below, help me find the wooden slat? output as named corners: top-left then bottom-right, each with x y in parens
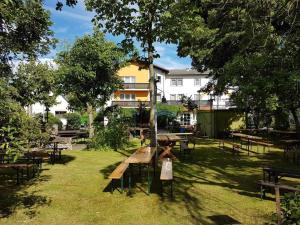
top-left (125, 147), bottom-right (156, 164)
top-left (160, 159), bottom-right (173, 180)
top-left (108, 162), bottom-right (129, 179)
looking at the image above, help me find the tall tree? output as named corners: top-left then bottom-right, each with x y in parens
top-left (56, 30), bottom-right (125, 138)
top-left (85, 0), bottom-right (180, 147)
top-left (11, 61), bottom-right (57, 108)
top-left (177, 0), bottom-right (300, 133)
top-left (0, 0), bottom-right (55, 77)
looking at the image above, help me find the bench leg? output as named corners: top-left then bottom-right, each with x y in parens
top-left (170, 180), bottom-right (173, 198)
top-left (111, 179), bottom-right (114, 193)
top-left (121, 176), bottom-right (124, 193)
top-left (147, 164), bottom-right (151, 195)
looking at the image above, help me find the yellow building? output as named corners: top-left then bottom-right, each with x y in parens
top-left (112, 61), bottom-right (168, 108)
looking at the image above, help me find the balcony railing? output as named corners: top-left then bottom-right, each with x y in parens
top-left (122, 83), bottom-right (149, 89)
top-left (112, 101), bottom-right (150, 108)
top-left (166, 100), bottom-right (211, 108)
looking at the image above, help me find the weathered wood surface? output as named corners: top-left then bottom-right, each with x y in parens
top-left (125, 147), bottom-right (156, 164)
top-left (160, 158), bottom-right (173, 180)
top-left (109, 162), bottom-right (129, 179)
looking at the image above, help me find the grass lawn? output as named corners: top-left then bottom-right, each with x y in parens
top-left (0, 139), bottom-right (299, 225)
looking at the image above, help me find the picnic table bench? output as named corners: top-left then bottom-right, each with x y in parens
top-left (160, 158), bottom-right (173, 196)
top-left (263, 167), bottom-right (300, 183)
top-left (125, 146), bottom-right (157, 194)
top-left (108, 162), bottom-right (129, 193)
top-left (259, 180), bottom-right (300, 199)
top-left (0, 163), bottom-right (35, 184)
top-left (218, 139), bottom-right (242, 155)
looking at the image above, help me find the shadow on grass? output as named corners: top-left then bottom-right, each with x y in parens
top-left (45, 154), bottom-right (76, 165)
top-left (98, 139), bottom-right (299, 224)
top-left (0, 174), bottom-right (52, 219)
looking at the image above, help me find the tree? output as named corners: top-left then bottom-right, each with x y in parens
top-left (56, 30), bottom-right (125, 138)
top-left (0, 0), bottom-right (55, 78)
top-left (85, 0), bottom-right (181, 147)
top-left (11, 61), bottom-right (57, 108)
top-left (177, 0), bottom-right (300, 133)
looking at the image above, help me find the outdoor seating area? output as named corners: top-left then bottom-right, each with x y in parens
top-left (1, 138), bottom-right (300, 224)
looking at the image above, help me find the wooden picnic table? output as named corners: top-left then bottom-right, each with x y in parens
top-left (157, 134), bottom-right (183, 146)
top-left (125, 147), bottom-right (157, 194)
top-left (0, 163), bottom-right (35, 184)
top-left (263, 167), bottom-right (300, 183)
top-left (231, 133), bottom-right (263, 155)
top-left (279, 139), bottom-right (300, 160)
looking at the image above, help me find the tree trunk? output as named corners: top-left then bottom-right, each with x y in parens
top-left (149, 48), bottom-right (157, 147)
top-left (291, 108), bottom-right (300, 138)
top-left (87, 103), bottom-right (94, 138)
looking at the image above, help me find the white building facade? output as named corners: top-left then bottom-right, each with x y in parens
top-left (155, 68), bottom-right (232, 126)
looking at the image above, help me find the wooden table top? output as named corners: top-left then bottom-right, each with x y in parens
top-left (231, 133), bottom-right (263, 140)
top-left (125, 147), bottom-right (157, 164)
top-left (157, 133), bottom-right (193, 136)
top-left (279, 139), bottom-right (300, 144)
top-left (157, 134), bottom-right (182, 142)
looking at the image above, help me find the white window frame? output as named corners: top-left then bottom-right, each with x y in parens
top-left (122, 76), bottom-right (136, 83)
top-left (194, 78), bottom-right (201, 86)
top-left (177, 94), bottom-right (184, 100)
top-left (120, 93), bottom-right (136, 101)
top-left (170, 78), bottom-right (183, 86)
top-left (181, 113), bottom-right (191, 125)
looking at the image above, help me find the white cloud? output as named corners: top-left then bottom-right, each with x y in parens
top-left (45, 6), bottom-right (94, 22)
top-left (155, 56), bottom-right (191, 69)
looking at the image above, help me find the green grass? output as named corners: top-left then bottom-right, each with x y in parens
top-left (0, 139), bottom-right (299, 225)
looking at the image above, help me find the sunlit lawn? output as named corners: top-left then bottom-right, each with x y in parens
top-left (0, 139), bottom-right (299, 225)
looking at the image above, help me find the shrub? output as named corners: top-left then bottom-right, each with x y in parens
top-left (66, 113), bottom-right (81, 130)
top-left (281, 193), bottom-right (300, 224)
top-left (90, 116), bottom-right (129, 150)
top-left (157, 110), bottom-right (176, 128)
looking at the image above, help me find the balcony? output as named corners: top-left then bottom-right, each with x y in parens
top-left (112, 101), bottom-right (150, 108)
top-left (122, 83), bottom-right (149, 90)
top-left (166, 100), bottom-right (211, 109)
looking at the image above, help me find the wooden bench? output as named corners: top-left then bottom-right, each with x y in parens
top-left (160, 158), bottom-right (173, 196)
top-left (259, 180), bottom-right (300, 199)
top-left (0, 163), bottom-right (35, 184)
top-left (247, 140), bottom-right (273, 153)
top-left (108, 162), bottom-right (129, 193)
top-left (219, 140), bottom-right (242, 155)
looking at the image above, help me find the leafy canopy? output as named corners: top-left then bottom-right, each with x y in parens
top-left (56, 30), bottom-right (125, 110)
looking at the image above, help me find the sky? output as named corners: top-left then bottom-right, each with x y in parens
top-left (43, 0), bottom-right (192, 69)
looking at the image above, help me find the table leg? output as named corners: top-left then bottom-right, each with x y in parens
top-left (16, 167), bottom-right (20, 185)
top-left (147, 164), bottom-right (151, 195)
top-left (128, 165), bottom-right (132, 194)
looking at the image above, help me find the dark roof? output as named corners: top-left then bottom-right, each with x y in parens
top-left (168, 69), bottom-right (209, 76)
top-left (154, 64), bottom-right (169, 73)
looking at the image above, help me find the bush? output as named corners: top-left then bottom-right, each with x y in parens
top-left (157, 110), bottom-right (176, 128)
top-left (281, 193), bottom-right (300, 224)
top-left (66, 113), bottom-right (81, 130)
top-left (90, 116), bottom-right (129, 150)
top-left (47, 113), bottom-right (63, 130)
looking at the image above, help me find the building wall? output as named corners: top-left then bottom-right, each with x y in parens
top-left (118, 62), bottom-right (149, 83)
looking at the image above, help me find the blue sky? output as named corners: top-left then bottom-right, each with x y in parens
top-left (43, 0), bottom-right (192, 69)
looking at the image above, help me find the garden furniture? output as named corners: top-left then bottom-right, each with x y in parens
top-left (108, 161), bottom-right (129, 193)
top-left (160, 158), bottom-right (173, 197)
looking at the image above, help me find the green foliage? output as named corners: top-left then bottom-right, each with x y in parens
top-left (90, 116), bottom-right (129, 151)
top-left (157, 111), bottom-right (176, 128)
top-left (56, 30), bottom-right (125, 110)
top-left (157, 103), bottom-right (182, 114)
top-left (66, 113), bottom-right (81, 130)
top-left (177, 0), bottom-right (300, 131)
top-left (34, 113), bottom-right (63, 131)
top-left (12, 61), bottom-right (57, 107)
top-left (0, 0), bottom-right (55, 77)
top-left (280, 193), bottom-right (300, 225)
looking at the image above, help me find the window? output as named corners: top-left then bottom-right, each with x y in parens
top-left (157, 76), bottom-right (161, 83)
top-left (122, 76), bottom-right (136, 83)
top-left (55, 111), bottom-right (67, 115)
top-left (194, 78), bottom-right (201, 86)
top-left (177, 94), bottom-right (184, 100)
top-left (120, 93), bottom-right (135, 100)
top-left (157, 94), bottom-right (161, 101)
top-left (170, 78), bottom-right (183, 86)
top-left (170, 94), bottom-right (176, 101)
top-left (194, 94), bottom-right (200, 101)
top-left (177, 79), bottom-right (183, 86)
top-left (180, 113), bottom-right (191, 125)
